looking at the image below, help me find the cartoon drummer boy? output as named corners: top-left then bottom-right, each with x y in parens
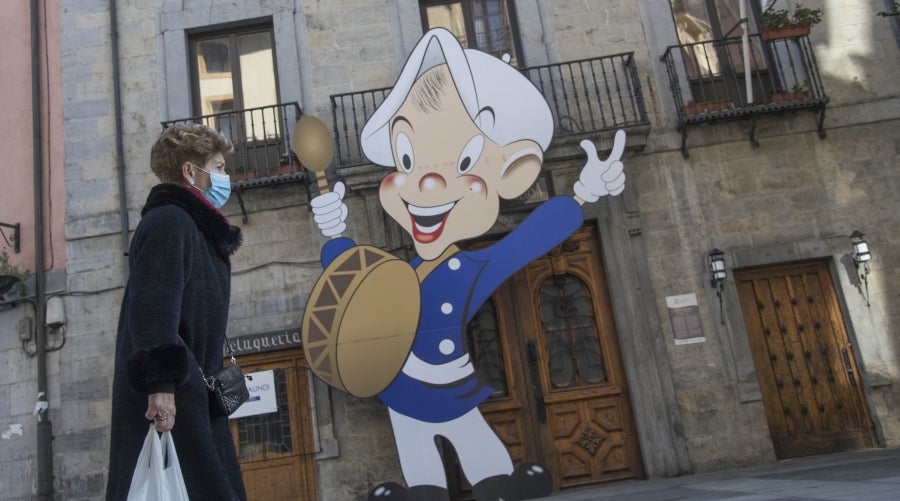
top-left (311, 28), bottom-right (626, 501)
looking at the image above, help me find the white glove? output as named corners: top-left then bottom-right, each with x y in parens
top-left (574, 129), bottom-right (627, 203)
top-left (310, 181), bottom-right (348, 237)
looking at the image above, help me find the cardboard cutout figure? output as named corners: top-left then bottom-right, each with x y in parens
top-left (303, 28), bottom-right (626, 501)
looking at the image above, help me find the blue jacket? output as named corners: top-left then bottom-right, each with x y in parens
top-left (322, 196), bottom-right (583, 422)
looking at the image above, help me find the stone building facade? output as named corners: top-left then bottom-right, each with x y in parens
top-left (1, 1), bottom-right (898, 500)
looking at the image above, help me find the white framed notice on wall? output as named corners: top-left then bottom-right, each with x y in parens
top-left (666, 293), bottom-right (706, 345)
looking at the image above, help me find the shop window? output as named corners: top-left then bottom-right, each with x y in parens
top-left (235, 368), bottom-right (293, 460)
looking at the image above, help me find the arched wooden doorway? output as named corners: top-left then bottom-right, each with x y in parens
top-left (448, 224), bottom-right (644, 496)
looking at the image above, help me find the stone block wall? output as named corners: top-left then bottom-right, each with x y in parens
top-left (631, 119), bottom-right (900, 469)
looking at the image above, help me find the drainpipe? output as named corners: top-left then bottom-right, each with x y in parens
top-left (110, 0), bottom-right (129, 283)
top-left (31, 0), bottom-right (53, 498)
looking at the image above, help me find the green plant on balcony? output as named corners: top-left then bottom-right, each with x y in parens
top-left (0, 248), bottom-right (30, 299)
top-left (760, 4), bottom-right (823, 40)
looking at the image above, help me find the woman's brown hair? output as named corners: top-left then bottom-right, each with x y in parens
top-left (150, 124), bottom-right (233, 183)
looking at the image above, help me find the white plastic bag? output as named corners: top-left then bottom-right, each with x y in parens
top-left (127, 424), bottom-right (190, 501)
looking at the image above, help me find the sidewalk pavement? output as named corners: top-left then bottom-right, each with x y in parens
top-left (536, 447), bottom-right (900, 500)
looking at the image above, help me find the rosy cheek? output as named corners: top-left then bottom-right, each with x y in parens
top-left (381, 172), bottom-right (408, 191)
top-left (464, 176), bottom-right (487, 196)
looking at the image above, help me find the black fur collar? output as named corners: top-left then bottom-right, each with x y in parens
top-left (142, 184), bottom-right (242, 261)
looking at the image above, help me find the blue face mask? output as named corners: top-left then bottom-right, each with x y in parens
top-left (204, 171), bottom-right (232, 208)
top-left (191, 164), bottom-right (232, 209)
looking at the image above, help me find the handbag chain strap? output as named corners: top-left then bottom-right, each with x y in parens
top-left (223, 334), bottom-right (237, 365)
top-left (198, 335), bottom-right (239, 388)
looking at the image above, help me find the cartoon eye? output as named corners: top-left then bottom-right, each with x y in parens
top-left (458, 135), bottom-right (484, 174)
top-left (395, 132), bottom-right (414, 173)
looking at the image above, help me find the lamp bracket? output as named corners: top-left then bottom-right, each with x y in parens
top-left (0, 222), bottom-right (20, 253)
top-left (877, 2), bottom-right (899, 17)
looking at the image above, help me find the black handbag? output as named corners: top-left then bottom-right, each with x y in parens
top-left (202, 339), bottom-right (249, 417)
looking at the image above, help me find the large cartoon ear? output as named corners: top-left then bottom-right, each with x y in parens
top-left (497, 141), bottom-right (543, 200)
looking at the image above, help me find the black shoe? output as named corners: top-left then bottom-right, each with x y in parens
top-left (369, 482), bottom-right (408, 501)
top-left (510, 463), bottom-right (552, 500)
top-left (471, 463), bottom-right (553, 501)
top-left (368, 482), bottom-right (449, 501)
top-left (408, 484), bottom-right (450, 501)
top-left (471, 474), bottom-right (513, 501)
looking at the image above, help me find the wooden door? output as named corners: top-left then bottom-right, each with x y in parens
top-left (228, 349), bottom-right (318, 501)
top-left (457, 225), bottom-right (643, 494)
top-left (734, 260), bottom-right (876, 458)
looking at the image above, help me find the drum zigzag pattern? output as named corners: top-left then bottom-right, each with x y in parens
top-left (302, 247), bottom-right (395, 392)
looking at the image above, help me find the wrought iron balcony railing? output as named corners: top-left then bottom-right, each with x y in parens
top-left (330, 53), bottom-right (649, 168)
top-left (162, 102), bottom-right (305, 189)
top-left (662, 33), bottom-right (828, 158)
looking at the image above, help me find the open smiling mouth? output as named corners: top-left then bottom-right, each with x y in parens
top-left (407, 200), bottom-right (456, 244)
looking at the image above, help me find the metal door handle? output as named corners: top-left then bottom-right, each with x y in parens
top-left (841, 348), bottom-right (857, 387)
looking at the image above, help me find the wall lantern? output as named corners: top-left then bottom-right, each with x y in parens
top-left (849, 230), bottom-right (871, 265)
top-left (708, 248), bottom-right (726, 288)
top-left (849, 230), bottom-right (872, 306)
top-left (708, 248), bottom-right (726, 324)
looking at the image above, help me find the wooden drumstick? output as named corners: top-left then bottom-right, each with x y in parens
top-left (292, 116), bottom-right (334, 195)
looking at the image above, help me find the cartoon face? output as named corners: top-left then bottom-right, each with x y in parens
top-left (378, 66), bottom-right (543, 261)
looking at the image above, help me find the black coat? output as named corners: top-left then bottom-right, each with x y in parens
top-left (106, 184), bottom-right (246, 500)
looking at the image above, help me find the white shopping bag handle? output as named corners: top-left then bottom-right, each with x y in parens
top-left (127, 424), bottom-right (189, 501)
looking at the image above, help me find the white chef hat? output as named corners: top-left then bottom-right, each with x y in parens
top-left (361, 27), bottom-right (554, 167)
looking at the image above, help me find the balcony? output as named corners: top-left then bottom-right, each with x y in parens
top-left (662, 33), bottom-right (828, 158)
top-left (330, 53), bottom-right (649, 169)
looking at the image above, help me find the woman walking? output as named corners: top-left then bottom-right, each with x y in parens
top-left (106, 124), bottom-right (246, 500)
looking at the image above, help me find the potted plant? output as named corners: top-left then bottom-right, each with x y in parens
top-left (0, 248), bottom-right (29, 299)
top-left (683, 99), bottom-right (732, 118)
top-left (760, 3), bottom-right (823, 40)
top-left (276, 151), bottom-right (303, 177)
top-left (769, 84), bottom-right (811, 104)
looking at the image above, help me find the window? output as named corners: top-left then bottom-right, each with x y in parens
top-left (420, 0), bottom-right (522, 66)
top-left (670, 0), bottom-right (765, 78)
top-left (538, 274), bottom-right (607, 388)
top-left (190, 25), bottom-right (280, 142)
top-left (186, 24), bottom-right (304, 185)
top-left (235, 368), bottom-right (293, 460)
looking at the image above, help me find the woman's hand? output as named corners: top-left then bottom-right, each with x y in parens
top-left (146, 392), bottom-right (176, 432)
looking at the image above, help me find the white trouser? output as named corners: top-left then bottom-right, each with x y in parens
top-left (389, 407), bottom-right (514, 488)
